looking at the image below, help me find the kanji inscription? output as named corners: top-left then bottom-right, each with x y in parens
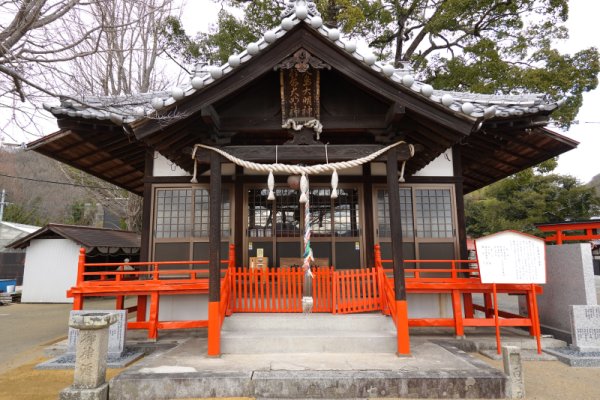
top-left (475, 230), bottom-right (546, 284)
top-left (277, 48), bottom-right (329, 123)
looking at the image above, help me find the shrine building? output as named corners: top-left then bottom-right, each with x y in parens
top-left (27, 1), bottom-right (577, 355)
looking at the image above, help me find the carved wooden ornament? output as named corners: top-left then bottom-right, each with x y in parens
top-left (277, 48), bottom-right (330, 124)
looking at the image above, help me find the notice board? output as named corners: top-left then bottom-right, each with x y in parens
top-left (475, 230), bottom-right (546, 284)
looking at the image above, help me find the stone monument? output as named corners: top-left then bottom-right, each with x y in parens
top-left (68, 309), bottom-right (127, 356)
top-left (532, 243), bottom-right (597, 342)
top-left (570, 305), bottom-right (600, 352)
top-left (502, 346), bottom-right (525, 399)
top-left (37, 309), bottom-right (144, 370)
top-left (60, 312), bottom-right (117, 400)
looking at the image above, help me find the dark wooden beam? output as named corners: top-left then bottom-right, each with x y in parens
top-left (482, 129), bottom-right (554, 157)
top-left (386, 147), bottom-right (406, 302)
top-left (362, 164), bottom-right (375, 269)
top-left (209, 151), bottom-right (221, 303)
top-left (452, 145), bottom-right (468, 259)
top-left (114, 171), bottom-right (145, 187)
top-left (190, 143), bottom-right (416, 164)
top-left (219, 115), bottom-right (389, 132)
top-left (201, 105), bottom-right (221, 130)
top-left (234, 165), bottom-right (244, 268)
top-left (140, 150), bottom-right (153, 262)
top-left (384, 102), bottom-right (406, 128)
top-left (67, 137), bottom-right (135, 163)
top-left (32, 149), bottom-right (143, 195)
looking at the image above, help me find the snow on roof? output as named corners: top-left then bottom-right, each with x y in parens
top-left (42, 0), bottom-right (561, 124)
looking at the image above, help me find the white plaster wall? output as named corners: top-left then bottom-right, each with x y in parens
top-left (21, 239), bottom-right (80, 303)
top-left (413, 149), bottom-right (454, 177)
top-left (146, 293), bottom-right (449, 320)
top-left (407, 293), bottom-right (453, 318)
top-left (201, 163), bottom-right (235, 176)
top-left (148, 294), bottom-right (209, 321)
top-left (153, 152), bottom-right (189, 177)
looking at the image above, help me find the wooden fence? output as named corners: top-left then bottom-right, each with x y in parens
top-left (228, 266), bottom-right (380, 314)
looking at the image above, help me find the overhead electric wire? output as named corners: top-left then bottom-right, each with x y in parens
top-left (0, 172), bottom-right (115, 190)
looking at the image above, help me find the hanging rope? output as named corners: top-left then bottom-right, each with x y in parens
top-left (301, 173), bottom-right (314, 313)
top-left (190, 140), bottom-right (414, 182)
top-left (189, 140), bottom-right (416, 314)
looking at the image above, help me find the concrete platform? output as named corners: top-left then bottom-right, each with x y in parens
top-left (106, 314), bottom-right (567, 399)
top-left (109, 335), bottom-right (507, 399)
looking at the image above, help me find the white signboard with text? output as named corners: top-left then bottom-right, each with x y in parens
top-left (475, 231), bottom-right (546, 284)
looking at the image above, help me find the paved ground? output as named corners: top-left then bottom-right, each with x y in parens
top-left (0, 297), bottom-right (132, 374)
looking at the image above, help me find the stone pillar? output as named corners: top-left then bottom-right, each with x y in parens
top-left (532, 243), bottom-right (597, 342)
top-left (502, 345), bottom-right (525, 399)
top-left (60, 312), bottom-right (117, 400)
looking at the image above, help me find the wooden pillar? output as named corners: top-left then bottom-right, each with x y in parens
top-left (453, 145), bottom-right (473, 317)
top-left (208, 151), bottom-right (222, 356)
top-left (363, 164), bottom-right (375, 269)
top-left (140, 149), bottom-right (154, 263)
top-left (386, 147), bottom-right (410, 355)
top-left (234, 165), bottom-right (244, 268)
top-left (452, 146), bottom-right (468, 260)
top-left (137, 149), bottom-right (154, 322)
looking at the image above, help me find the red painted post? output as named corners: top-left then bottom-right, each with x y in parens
top-left (115, 296), bottom-right (125, 310)
top-left (492, 284), bottom-right (501, 354)
top-left (228, 244), bottom-right (236, 269)
top-left (396, 300), bottom-right (410, 355)
top-left (463, 293), bottom-right (474, 318)
top-left (531, 284), bottom-right (542, 354)
top-left (76, 247), bottom-right (86, 285)
top-left (148, 292), bottom-right (159, 341)
top-left (208, 301), bottom-right (221, 356)
top-left (451, 290), bottom-right (464, 337)
top-left (73, 294), bottom-right (83, 310)
top-left (137, 296), bottom-right (147, 322)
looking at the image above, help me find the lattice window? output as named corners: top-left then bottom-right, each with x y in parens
top-left (334, 188), bottom-right (360, 237)
top-left (220, 189), bottom-right (231, 238)
top-left (247, 189), bottom-right (273, 237)
top-left (193, 189), bottom-right (209, 237)
top-left (376, 188), bottom-right (414, 238)
top-left (192, 189), bottom-right (230, 238)
top-left (415, 189), bottom-right (453, 238)
top-left (309, 188), bottom-right (332, 236)
top-left (155, 189), bottom-right (192, 239)
top-left (155, 188), bottom-right (230, 239)
top-left (275, 188), bottom-right (300, 237)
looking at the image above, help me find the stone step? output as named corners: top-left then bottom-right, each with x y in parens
top-left (474, 335), bottom-right (567, 351)
top-left (221, 312), bottom-right (395, 332)
top-left (110, 340), bottom-right (508, 399)
top-left (221, 313), bottom-right (397, 354)
top-left (221, 329), bottom-right (397, 354)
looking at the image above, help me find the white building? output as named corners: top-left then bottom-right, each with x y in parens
top-left (8, 224), bottom-right (140, 303)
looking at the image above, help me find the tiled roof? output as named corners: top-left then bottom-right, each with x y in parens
top-left (42, 0), bottom-right (562, 125)
top-left (8, 223), bottom-right (140, 251)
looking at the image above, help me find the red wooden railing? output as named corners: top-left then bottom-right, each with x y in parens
top-left (333, 268), bottom-right (381, 314)
top-left (68, 245), bottom-right (233, 342)
top-left (374, 246), bottom-right (543, 354)
top-left (312, 267), bottom-right (334, 312)
top-left (69, 242), bottom-right (544, 356)
top-left (229, 266), bottom-right (335, 312)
